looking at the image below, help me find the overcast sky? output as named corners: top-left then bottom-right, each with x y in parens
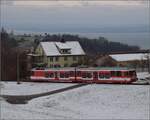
top-left (1, 1), bottom-right (149, 33)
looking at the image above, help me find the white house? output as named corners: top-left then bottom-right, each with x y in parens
top-left (34, 41), bottom-right (86, 68)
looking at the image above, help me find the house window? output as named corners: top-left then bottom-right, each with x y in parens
top-left (73, 56), bottom-right (77, 61)
top-left (60, 49), bottom-right (71, 54)
top-left (50, 57), bottom-right (53, 62)
top-left (55, 57), bottom-right (59, 62)
top-left (64, 56), bottom-right (68, 61)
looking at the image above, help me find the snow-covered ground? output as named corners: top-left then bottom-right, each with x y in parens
top-left (0, 82), bottom-right (75, 95)
top-left (1, 84), bottom-right (149, 119)
top-left (0, 72), bottom-right (150, 119)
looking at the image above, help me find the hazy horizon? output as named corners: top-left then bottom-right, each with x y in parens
top-left (1, 0), bottom-right (149, 49)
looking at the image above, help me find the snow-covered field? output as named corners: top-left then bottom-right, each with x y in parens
top-left (0, 72), bottom-right (150, 119)
top-left (0, 82), bottom-right (75, 95)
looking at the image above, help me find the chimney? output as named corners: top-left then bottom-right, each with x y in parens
top-left (60, 38), bottom-right (65, 43)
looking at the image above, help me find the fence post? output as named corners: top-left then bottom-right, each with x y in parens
top-left (148, 49), bottom-right (150, 73)
top-left (17, 52), bottom-right (20, 84)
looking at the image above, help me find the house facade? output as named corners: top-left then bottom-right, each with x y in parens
top-left (34, 41), bottom-right (86, 68)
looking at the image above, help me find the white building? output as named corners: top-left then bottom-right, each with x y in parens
top-left (34, 41), bottom-right (86, 68)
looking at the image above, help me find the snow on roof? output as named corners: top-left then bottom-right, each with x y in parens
top-left (110, 53), bottom-right (149, 62)
top-left (40, 41), bottom-right (85, 56)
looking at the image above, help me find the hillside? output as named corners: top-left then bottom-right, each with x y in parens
top-left (41, 34), bottom-right (140, 56)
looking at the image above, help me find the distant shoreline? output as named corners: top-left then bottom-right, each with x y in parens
top-left (8, 30), bottom-right (149, 49)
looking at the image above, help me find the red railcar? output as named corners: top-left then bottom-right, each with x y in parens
top-left (30, 67), bottom-right (137, 84)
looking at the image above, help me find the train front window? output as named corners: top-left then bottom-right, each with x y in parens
top-left (31, 71), bottom-right (34, 76)
top-left (129, 71), bottom-right (136, 76)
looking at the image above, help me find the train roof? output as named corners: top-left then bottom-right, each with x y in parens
top-left (31, 67), bottom-right (135, 71)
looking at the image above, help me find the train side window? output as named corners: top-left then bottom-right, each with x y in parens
top-left (77, 71), bottom-right (81, 76)
top-left (60, 72), bottom-right (69, 78)
top-left (116, 71), bottom-right (121, 77)
top-left (49, 73), bottom-right (55, 78)
top-left (82, 72), bottom-right (92, 78)
top-left (105, 73), bottom-right (111, 78)
top-left (65, 72), bottom-right (69, 78)
top-left (99, 73), bottom-right (104, 78)
top-left (70, 71), bottom-right (74, 77)
top-left (60, 73), bottom-right (65, 78)
top-left (45, 72), bottom-right (55, 78)
top-left (45, 72), bottom-right (49, 78)
top-left (87, 72), bottom-right (92, 78)
top-left (111, 71), bottom-right (115, 76)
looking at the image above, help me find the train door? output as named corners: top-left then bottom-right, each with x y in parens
top-left (69, 71), bottom-right (75, 81)
top-left (55, 71), bottom-right (58, 80)
top-left (93, 71), bottom-right (98, 82)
